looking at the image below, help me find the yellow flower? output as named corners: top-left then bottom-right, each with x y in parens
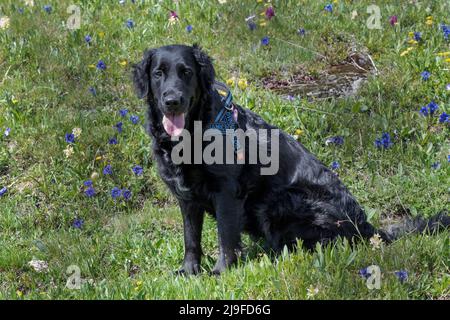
top-left (400, 47), bottom-right (414, 57)
top-left (437, 52), bottom-right (450, 57)
top-left (425, 16), bottom-right (433, 26)
top-left (238, 78), bottom-right (248, 90)
top-left (98, 31), bottom-right (105, 38)
top-left (119, 60), bottom-right (128, 67)
top-left (95, 156), bottom-right (102, 161)
top-left (407, 39), bottom-right (418, 45)
top-left (408, 31), bottom-right (414, 38)
top-left (16, 290), bottom-right (23, 298)
top-left (226, 78), bottom-right (235, 86)
top-left (12, 98), bottom-right (19, 104)
top-left (88, 64), bottom-right (96, 69)
top-left (217, 89), bottom-right (227, 97)
top-left (259, 21), bottom-right (267, 27)
top-left (295, 129), bottom-right (303, 136)
top-left (445, 58), bottom-right (450, 63)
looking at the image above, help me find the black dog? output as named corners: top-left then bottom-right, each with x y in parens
top-left (133, 44), bottom-right (449, 275)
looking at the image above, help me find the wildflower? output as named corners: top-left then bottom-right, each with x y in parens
top-left (286, 95), bottom-right (295, 101)
top-left (0, 187), bottom-right (7, 197)
top-left (168, 10), bottom-right (179, 24)
top-left (439, 112), bottom-right (449, 123)
top-left (218, 0), bottom-right (227, 3)
top-left (306, 285), bottom-right (319, 299)
top-left (115, 122), bottom-right (123, 133)
top-left (132, 165), bottom-right (143, 176)
top-left (65, 133), bottom-right (75, 144)
top-left (325, 136), bottom-right (344, 146)
top-left (0, 16), bottom-right (10, 30)
top-left (324, 4), bottom-right (333, 13)
top-left (441, 24), bottom-right (450, 40)
top-left (226, 78), bottom-right (235, 86)
top-left (431, 162), bottom-right (440, 170)
top-left (63, 145), bottom-right (74, 158)
top-left (4, 128), bottom-right (11, 137)
top-left (238, 79), bottom-right (248, 90)
top-left (122, 189), bottom-right (132, 200)
top-left (72, 128), bottom-right (82, 138)
top-left (424, 101), bottom-right (439, 115)
top-left (330, 161), bottom-right (340, 170)
top-left (247, 21), bottom-right (256, 31)
top-left (425, 16), bottom-right (433, 26)
top-left (420, 71), bottom-right (430, 81)
top-left (394, 270), bottom-right (408, 283)
top-left (28, 260), bottom-right (48, 272)
top-left (389, 15), bottom-right (398, 26)
top-left (83, 180), bottom-right (93, 187)
top-left (186, 25), bottom-right (193, 33)
top-left (419, 106), bottom-right (429, 117)
top-left (119, 109), bottom-right (128, 117)
top-left (25, 0), bottom-right (34, 6)
top-left (96, 60), bottom-right (106, 70)
top-left (89, 87), bottom-right (96, 96)
top-left (111, 187), bottom-right (122, 199)
top-left (91, 172), bottom-right (99, 180)
top-left (369, 233), bottom-right (383, 250)
top-left (72, 218), bottom-right (84, 229)
top-left (43, 5), bottom-right (52, 13)
top-left (119, 60), bottom-right (127, 67)
top-left (130, 115), bottom-right (139, 124)
top-left (83, 186), bottom-right (95, 199)
top-left (98, 31), bottom-right (105, 38)
top-left (375, 132), bottom-right (393, 149)
top-left (265, 6), bottom-right (275, 20)
top-left (413, 32), bottom-right (421, 42)
top-left (261, 36), bottom-right (270, 46)
top-left (103, 165), bottom-right (113, 175)
top-left (400, 47), bottom-right (414, 57)
top-left (448, 155), bottom-right (450, 163)
top-left (126, 19), bottom-right (134, 29)
top-left (109, 137), bottom-right (118, 145)
top-left (295, 129), bottom-right (303, 136)
top-left (359, 267), bottom-right (371, 279)
top-left (297, 28), bottom-right (306, 36)
top-left (85, 35), bottom-right (92, 43)
top-left (16, 290), bottom-right (23, 298)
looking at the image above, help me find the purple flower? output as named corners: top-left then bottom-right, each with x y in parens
top-left (109, 137), bottom-right (118, 145)
top-left (394, 270), bottom-right (408, 283)
top-left (431, 162), bottom-right (441, 170)
top-left (126, 19), bottom-right (135, 29)
top-left (43, 5), bottom-right (52, 13)
top-left (103, 164), bottom-right (113, 175)
top-left (132, 165), bottom-right (143, 176)
top-left (122, 189), bottom-right (132, 200)
top-left (420, 71), bottom-right (430, 81)
top-left (446, 84), bottom-right (450, 91)
top-left (247, 21), bottom-right (256, 31)
top-left (85, 186), bottom-right (96, 198)
top-left (119, 109), bottom-right (128, 117)
top-left (359, 268), bottom-right (371, 279)
top-left (265, 6), bottom-right (275, 20)
top-left (413, 32), bottom-right (422, 41)
top-left (325, 136), bottom-right (344, 146)
top-left (85, 35), bottom-right (92, 43)
top-left (261, 36), bottom-right (270, 46)
top-left (324, 4), bottom-right (333, 13)
top-left (111, 187), bottom-right (122, 199)
top-left (83, 180), bottom-right (93, 187)
top-left (4, 128), bottom-right (11, 137)
top-left (65, 133), bottom-right (75, 144)
top-left (96, 60), bottom-right (107, 70)
top-left (297, 28), bottom-right (306, 36)
top-left (130, 115), bottom-right (139, 124)
top-left (375, 132), bottom-right (393, 149)
top-left (330, 161), bottom-right (340, 170)
top-left (115, 122), bottom-right (123, 133)
top-left (389, 15), bottom-right (398, 26)
top-left (439, 112), bottom-right (449, 123)
top-left (0, 187), bottom-right (7, 197)
top-left (72, 218), bottom-right (84, 229)
top-left (186, 25), bottom-right (193, 33)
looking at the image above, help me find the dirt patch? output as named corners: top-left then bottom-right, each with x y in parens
top-left (261, 51), bottom-right (377, 100)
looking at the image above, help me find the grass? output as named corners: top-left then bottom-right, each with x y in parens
top-left (0, 0), bottom-right (449, 299)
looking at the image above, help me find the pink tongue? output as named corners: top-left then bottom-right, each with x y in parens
top-left (162, 113), bottom-right (185, 137)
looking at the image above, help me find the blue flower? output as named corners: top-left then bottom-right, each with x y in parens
top-left (186, 25), bottom-right (193, 33)
top-left (419, 106), bottom-right (429, 117)
top-left (261, 36), bottom-right (270, 46)
top-left (325, 136), bottom-right (344, 146)
top-left (359, 268), bottom-right (371, 279)
top-left (115, 122), bottom-right (123, 133)
top-left (126, 19), bottom-right (135, 29)
top-left (448, 155), bottom-right (450, 163)
top-left (43, 5), bottom-right (52, 13)
top-left (4, 127), bottom-right (11, 137)
top-left (420, 71), bottom-right (430, 81)
top-left (324, 4), bottom-right (333, 13)
top-left (394, 270), bottom-right (408, 283)
top-left (0, 187), bottom-right (7, 197)
top-left (103, 164), bottom-right (113, 175)
top-left (85, 35), bottom-right (92, 43)
top-left (109, 137), bottom-right (118, 145)
top-left (330, 161), bottom-right (340, 170)
top-left (297, 28), bottom-right (306, 36)
top-left (18, 8), bottom-right (24, 14)
top-left (72, 218), bottom-right (84, 229)
top-left (413, 32), bottom-right (421, 41)
top-left (119, 109), bottom-right (128, 117)
top-left (428, 101), bottom-right (439, 114)
top-left (439, 112), bottom-right (449, 123)
top-left (96, 60), bottom-right (107, 70)
top-left (431, 162), bottom-right (441, 170)
top-left (122, 189), bottom-right (132, 200)
top-left (132, 165), bottom-right (143, 176)
top-left (83, 180), bottom-right (93, 187)
top-left (247, 21), bottom-right (256, 31)
top-left (65, 133), bottom-right (75, 144)
top-left (111, 187), bottom-right (122, 199)
top-left (130, 115), bottom-right (139, 124)
top-left (85, 186), bottom-right (96, 197)
top-left (375, 132), bottom-right (393, 149)
top-left (441, 24), bottom-right (450, 40)
top-left (89, 86), bottom-right (96, 96)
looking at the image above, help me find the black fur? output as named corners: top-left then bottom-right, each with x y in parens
top-left (133, 44), bottom-right (449, 275)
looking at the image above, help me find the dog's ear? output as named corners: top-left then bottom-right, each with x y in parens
top-left (192, 44), bottom-right (215, 93)
top-left (132, 49), bottom-right (156, 99)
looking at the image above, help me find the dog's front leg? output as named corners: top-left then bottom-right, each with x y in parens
top-left (177, 200), bottom-right (204, 275)
top-left (212, 192), bottom-right (243, 275)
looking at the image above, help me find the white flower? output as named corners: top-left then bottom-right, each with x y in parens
top-left (306, 285), bottom-right (319, 299)
top-left (28, 259), bottom-right (48, 273)
top-left (218, 0), bottom-right (227, 4)
top-left (25, 0), bottom-right (35, 7)
top-left (369, 233), bottom-right (383, 250)
top-left (72, 127), bottom-right (82, 138)
top-left (351, 10), bottom-right (358, 20)
top-left (0, 16), bottom-right (10, 30)
top-left (63, 145), bottom-right (74, 158)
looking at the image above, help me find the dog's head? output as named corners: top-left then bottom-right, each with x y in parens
top-left (132, 44), bottom-right (215, 137)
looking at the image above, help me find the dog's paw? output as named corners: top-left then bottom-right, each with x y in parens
top-left (174, 262), bottom-right (201, 276)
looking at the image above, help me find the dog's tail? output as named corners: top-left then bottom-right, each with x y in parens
top-left (376, 211), bottom-right (450, 243)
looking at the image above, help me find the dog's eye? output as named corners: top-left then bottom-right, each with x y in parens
top-left (154, 70), bottom-right (163, 78)
top-left (183, 69), bottom-right (193, 77)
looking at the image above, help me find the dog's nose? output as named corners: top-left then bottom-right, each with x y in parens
top-left (164, 96), bottom-right (181, 107)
